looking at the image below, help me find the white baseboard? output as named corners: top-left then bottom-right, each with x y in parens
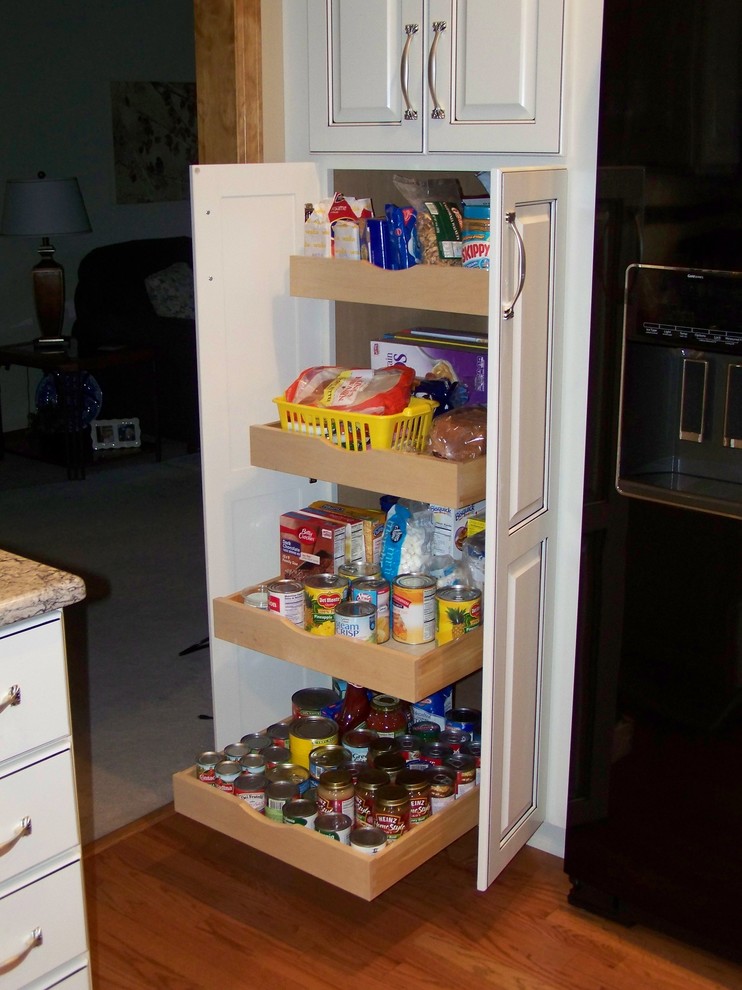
top-left (527, 821), bottom-right (565, 859)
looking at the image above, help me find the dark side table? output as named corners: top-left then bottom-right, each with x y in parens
top-left (0, 339), bottom-right (161, 479)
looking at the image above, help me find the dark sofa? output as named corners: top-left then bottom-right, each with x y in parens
top-left (71, 236), bottom-right (199, 450)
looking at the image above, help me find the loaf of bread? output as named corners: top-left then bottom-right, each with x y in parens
top-left (427, 405), bottom-right (487, 460)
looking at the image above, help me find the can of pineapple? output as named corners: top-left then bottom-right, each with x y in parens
top-left (435, 586), bottom-right (481, 646)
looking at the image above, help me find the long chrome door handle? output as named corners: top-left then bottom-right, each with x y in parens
top-left (0, 684), bottom-right (21, 714)
top-left (503, 212), bottom-right (526, 320)
top-left (401, 24), bottom-right (419, 120)
top-left (0, 928), bottom-right (43, 976)
top-left (428, 20), bottom-right (446, 119)
top-left (0, 816), bottom-right (32, 857)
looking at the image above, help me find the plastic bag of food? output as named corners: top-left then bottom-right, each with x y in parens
top-left (427, 404), bottom-right (487, 460)
top-left (393, 175), bottom-right (463, 266)
top-left (284, 365), bottom-right (415, 415)
top-left (380, 499), bottom-right (435, 582)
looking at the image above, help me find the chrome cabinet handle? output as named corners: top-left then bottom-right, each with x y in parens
top-left (428, 21), bottom-right (447, 119)
top-left (0, 816), bottom-right (32, 857)
top-left (0, 928), bottom-right (43, 977)
top-left (401, 24), bottom-right (419, 120)
top-left (503, 211), bottom-right (526, 320)
top-left (0, 684), bottom-right (20, 714)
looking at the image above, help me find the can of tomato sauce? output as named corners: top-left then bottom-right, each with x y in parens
top-left (392, 573), bottom-right (436, 644)
top-left (234, 773), bottom-right (266, 812)
top-left (196, 751), bottom-right (223, 785)
top-left (303, 574), bottom-right (349, 635)
top-left (214, 760), bottom-right (242, 793)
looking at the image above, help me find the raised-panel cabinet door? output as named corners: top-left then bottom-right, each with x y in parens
top-left (308, 0), bottom-right (424, 152)
top-left (427, 0), bottom-right (564, 153)
top-left (478, 167), bottom-right (567, 889)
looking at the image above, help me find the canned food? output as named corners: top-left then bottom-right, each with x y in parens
top-left (223, 742), bottom-right (251, 762)
top-left (410, 720), bottom-right (441, 743)
top-left (435, 586), bottom-right (482, 645)
top-left (265, 762), bottom-right (311, 794)
top-left (397, 734), bottom-right (422, 763)
top-left (367, 736), bottom-right (402, 763)
top-left (316, 769), bottom-right (355, 818)
top-left (445, 753), bottom-right (478, 794)
top-left (238, 752), bottom-right (266, 776)
top-left (282, 797), bottom-right (318, 828)
top-left (196, 751), bottom-right (223, 785)
top-left (266, 721), bottom-right (292, 748)
top-left (239, 732), bottom-right (271, 753)
top-left (351, 577), bottom-right (391, 644)
top-left (392, 573), bottom-right (436, 645)
top-left (438, 728), bottom-right (470, 753)
top-left (265, 779), bottom-right (301, 821)
top-left (461, 741), bottom-right (482, 784)
top-left (289, 716), bottom-right (339, 769)
top-left (421, 742), bottom-right (455, 766)
top-left (334, 601), bottom-right (377, 642)
top-left (342, 727), bottom-right (379, 764)
top-left (266, 578), bottom-right (304, 626)
top-left (396, 768), bottom-right (432, 825)
top-left (214, 760), bottom-right (242, 793)
top-left (234, 773), bottom-right (266, 812)
top-left (309, 744), bottom-right (351, 780)
top-left (371, 750), bottom-right (407, 782)
top-left (315, 812), bottom-right (352, 844)
top-left (446, 708), bottom-right (482, 741)
top-left (303, 574), bottom-right (349, 635)
top-left (373, 784), bottom-right (411, 840)
top-left (338, 561), bottom-right (382, 583)
top-left (354, 768), bottom-right (391, 826)
top-left (350, 826), bottom-right (388, 854)
top-left (428, 766), bottom-right (457, 812)
top-left (291, 687), bottom-right (341, 718)
top-left (263, 745), bottom-right (291, 768)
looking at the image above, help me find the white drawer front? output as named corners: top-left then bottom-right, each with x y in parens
top-left (0, 751), bottom-right (79, 886)
top-left (0, 861), bottom-right (87, 989)
top-left (0, 619), bottom-right (70, 764)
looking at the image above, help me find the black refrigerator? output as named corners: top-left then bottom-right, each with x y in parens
top-left (565, 0), bottom-right (742, 964)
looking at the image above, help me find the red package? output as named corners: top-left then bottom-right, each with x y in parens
top-left (284, 365), bottom-right (415, 415)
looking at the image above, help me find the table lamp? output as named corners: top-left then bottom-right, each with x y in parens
top-left (1, 172), bottom-right (92, 348)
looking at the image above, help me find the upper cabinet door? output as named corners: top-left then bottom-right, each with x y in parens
top-left (427, 0), bottom-right (564, 153)
top-left (308, 0), bottom-right (425, 153)
top-left (306, 0), bottom-right (564, 155)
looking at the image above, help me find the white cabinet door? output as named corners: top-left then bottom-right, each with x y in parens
top-left (308, 0), bottom-right (425, 153)
top-left (306, 0), bottom-right (563, 155)
top-left (191, 163), bottom-right (335, 748)
top-left (427, 0), bottom-right (564, 153)
top-left (478, 166), bottom-right (567, 888)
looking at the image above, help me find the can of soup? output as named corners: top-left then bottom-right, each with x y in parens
top-left (289, 715), bottom-right (339, 769)
top-left (392, 573), bottom-right (436, 645)
top-left (196, 751), bottom-right (223, 785)
top-left (265, 779), bottom-right (300, 821)
top-left (352, 577), bottom-right (390, 644)
top-left (334, 601), bottom-right (377, 642)
top-left (234, 773), bottom-right (266, 812)
top-left (435, 585), bottom-right (482, 645)
top-left (266, 578), bottom-right (304, 626)
top-left (315, 812), bottom-right (352, 844)
top-left (343, 728), bottom-right (378, 764)
top-left (309, 744), bottom-right (351, 781)
top-left (291, 687), bottom-right (341, 718)
top-left (303, 574), bottom-right (349, 635)
top-left (350, 826), bottom-right (388, 854)
top-left (282, 798), bottom-right (318, 828)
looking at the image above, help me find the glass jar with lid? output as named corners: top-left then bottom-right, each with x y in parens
top-left (315, 768), bottom-right (355, 819)
top-left (366, 694), bottom-right (407, 737)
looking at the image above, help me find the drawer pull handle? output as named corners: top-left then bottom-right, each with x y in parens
top-left (0, 816), bottom-right (32, 857)
top-left (0, 927), bottom-right (43, 976)
top-left (503, 211), bottom-right (526, 320)
top-left (0, 684), bottom-right (21, 714)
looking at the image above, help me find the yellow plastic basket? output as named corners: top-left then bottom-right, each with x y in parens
top-left (273, 396), bottom-right (437, 452)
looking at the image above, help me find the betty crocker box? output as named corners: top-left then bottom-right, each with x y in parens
top-left (370, 338), bottom-right (487, 406)
top-left (279, 511), bottom-right (345, 580)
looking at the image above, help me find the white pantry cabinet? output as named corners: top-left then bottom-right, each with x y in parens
top-left (306, 0), bottom-right (565, 154)
top-left (0, 614), bottom-right (90, 990)
top-left (176, 160), bottom-right (567, 897)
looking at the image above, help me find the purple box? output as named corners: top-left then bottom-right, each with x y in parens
top-left (370, 338), bottom-right (487, 406)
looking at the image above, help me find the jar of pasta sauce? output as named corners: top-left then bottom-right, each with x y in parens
top-left (366, 694), bottom-right (407, 737)
top-left (373, 784), bottom-right (411, 840)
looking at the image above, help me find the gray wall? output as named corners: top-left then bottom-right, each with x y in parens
top-left (0, 0), bottom-right (195, 430)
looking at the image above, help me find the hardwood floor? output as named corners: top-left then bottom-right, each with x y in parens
top-left (83, 807), bottom-right (742, 990)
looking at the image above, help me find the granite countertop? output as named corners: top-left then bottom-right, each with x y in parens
top-left (0, 550), bottom-right (86, 628)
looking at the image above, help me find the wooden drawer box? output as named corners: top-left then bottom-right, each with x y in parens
top-left (213, 588), bottom-right (483, 702)
top-left (173, 766), bottom-right (479, 901)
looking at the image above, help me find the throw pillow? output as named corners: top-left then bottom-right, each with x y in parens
top-left (144, 262), bottom-right (195, 320)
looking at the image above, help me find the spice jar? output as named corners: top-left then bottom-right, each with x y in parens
top-left (316, 768), bottom-right (355, 819)
top-left (366, 694), bottom-right (407, 737)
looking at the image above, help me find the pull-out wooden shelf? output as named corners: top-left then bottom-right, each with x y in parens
top-left (173, 767), bottom-right (479, 900)
top-left (214, 589), bottom-right (483, 702)
top-left (249, 423), bottom-right (486, 508)
top-left (290, 255), bottom-right (490, 316)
